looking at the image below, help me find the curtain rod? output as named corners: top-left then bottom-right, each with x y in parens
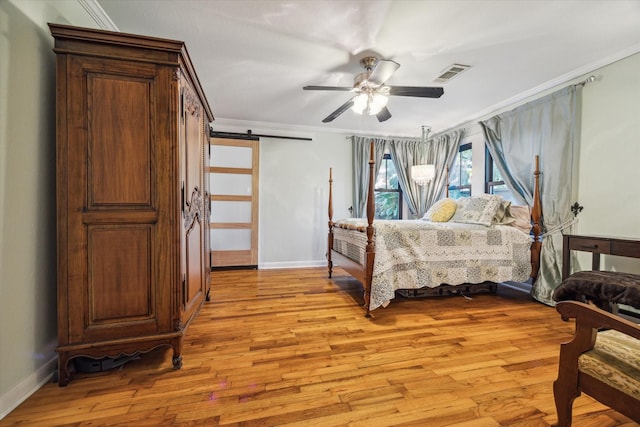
top-left (346, 125), bottom-right (431, 141)
top-left (344, 135), bottom-right (422, 141)
top-left (209, 128), bottom-right (312, 141)
top-left (430, 76), bottom-right (598, 136)
top-left (575, 75), bottom-right (596, 87)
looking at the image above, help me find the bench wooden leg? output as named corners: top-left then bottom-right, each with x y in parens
top-left (552, 368), bottom-right (581, 426)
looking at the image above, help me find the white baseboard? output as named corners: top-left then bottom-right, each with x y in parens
top-left (258, 260), bottom-right (327, 270)
top-left (0, 355), bottom-right (57, 420)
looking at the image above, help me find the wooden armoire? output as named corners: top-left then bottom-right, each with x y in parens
top-left (49, 24), bottom-right (214, 386)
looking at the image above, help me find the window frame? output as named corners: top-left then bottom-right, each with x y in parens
top-left (484, 147), bottom-right (520, 203)
top-left (374, 153), bottom-right (403, 220)
top-left (485, 146), bottom-right (506, 194)
top-left (448, 142), bottom-right (472, 198)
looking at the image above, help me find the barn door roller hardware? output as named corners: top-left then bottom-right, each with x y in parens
top-left (209, 128), bottom-right (312, 142)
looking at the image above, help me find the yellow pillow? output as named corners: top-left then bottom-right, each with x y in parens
top-left (423, 198), bottom-right (457, 222)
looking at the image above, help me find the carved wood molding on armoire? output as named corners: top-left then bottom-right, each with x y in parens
top-left (49, 23), bottom-right (214, 386)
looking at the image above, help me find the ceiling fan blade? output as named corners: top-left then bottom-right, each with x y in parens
top-left (367, 59), bottom-right (400, 86)
top-left (387, 86), bottom-right (444, 98)
top-left (376, 106), bottom-right (391, 122)
top-left (303, 85), bottom-right (353, 91)
top-left (322, 98), bottom-right (355, 123)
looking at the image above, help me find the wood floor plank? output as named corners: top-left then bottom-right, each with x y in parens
top-left (0, 267), bottom-right (635, 426)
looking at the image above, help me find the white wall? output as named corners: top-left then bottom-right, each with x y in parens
top-left (574, 52), bottom-right (640, 274)
top-left (0, 0), bottom-right (97, 419)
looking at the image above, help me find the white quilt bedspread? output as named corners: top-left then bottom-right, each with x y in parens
top-left (335, 219), bottom-right (533, 310)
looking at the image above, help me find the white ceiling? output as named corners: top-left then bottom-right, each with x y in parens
top-left (96, 0), bottom-right (640, 137)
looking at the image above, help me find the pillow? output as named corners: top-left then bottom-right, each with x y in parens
top-left (510, 205), bottom-right (532, 234)
top-left (493, 200), bottom-right (516, 225)
top-left (450, 194), bottom-right (503, 226)
top-left (422, 198), bottom-right (457, 222)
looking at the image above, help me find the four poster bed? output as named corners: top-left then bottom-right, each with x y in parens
top-left (327, 144), bottom-right (543, 317)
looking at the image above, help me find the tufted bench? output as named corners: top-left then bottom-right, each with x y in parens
top-left (552, 301), bottom-right (640, 426)
top-left (553, 235), bottom-right (640, 316)
top-left (553, 270), bottom-right (640, 313)
top-left (579, 329), bottom-right (640, 401)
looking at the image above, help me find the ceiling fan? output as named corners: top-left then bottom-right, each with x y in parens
top-left (303, 56), bottom-right (444, 123)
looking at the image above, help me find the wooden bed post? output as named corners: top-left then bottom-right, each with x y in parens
top-left (328, 168), bottom-right (334, 278)
top-left (364, 140), bottom-right (376, 317)
top-left (530, 155), bottom-right (543, 280)
top-left (326, 142), bottom-right (377, 317)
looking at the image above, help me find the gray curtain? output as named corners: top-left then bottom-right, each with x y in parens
top-left (424, 130), bottom-right (464, 209)
top-left (480, 85), bottom-right (578, 306)
top-left (388, 139), bottom-right (427, 218)
top-left (352, 136), bottom-right (387, 218)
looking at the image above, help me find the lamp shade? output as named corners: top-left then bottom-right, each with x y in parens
top-left (411, 164), bottom-right (435, 186)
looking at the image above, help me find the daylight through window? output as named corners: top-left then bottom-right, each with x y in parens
top-left (485, 148), bottom-right (517, 203)
top-left (448, 143), bottom-right (472, 199)
top-left (374, 153), bottom-right (402, 219)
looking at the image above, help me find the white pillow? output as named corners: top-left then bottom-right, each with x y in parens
top-left (450, 194), bottom-right (503, 226)
top-left (510, 205), bottom-right (532, 234)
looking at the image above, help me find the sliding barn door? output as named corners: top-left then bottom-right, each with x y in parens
top-left (209, 137), bottom-right (259, 268)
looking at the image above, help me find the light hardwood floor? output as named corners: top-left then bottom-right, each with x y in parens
top-left (1, 268), bottom-right (636, 426)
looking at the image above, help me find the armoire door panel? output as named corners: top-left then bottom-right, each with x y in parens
top-left (88, 74), bottom-right (153, 207)
top-left (67, 225), bottom-right (162, 343)
top-left (88, 227), bottom-right (153, 322)
top-left (185, 221), bottom-right (204, 317)
top-left (180, 78), bottom-right (207, 319)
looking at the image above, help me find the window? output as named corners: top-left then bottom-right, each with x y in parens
top-left (374, 153), bottom-right (402, 219)
top-left (485, 148), bottom-right (517, 203)
top-left (448, 143), bottom-right (472, 198)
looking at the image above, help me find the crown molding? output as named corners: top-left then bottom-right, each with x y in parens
top-left (77, 0), bottom-right (119, 31)
top-left (442, 43), bottom-right (640, 135)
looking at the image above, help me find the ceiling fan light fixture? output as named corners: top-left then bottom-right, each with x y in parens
top-left (351, 92), bottom-right (388, 115)
top-left (306, 56), bottom-right (443, 123)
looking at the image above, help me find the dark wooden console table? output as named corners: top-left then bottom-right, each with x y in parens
top-left (562, 234), bottom-right (640, 279)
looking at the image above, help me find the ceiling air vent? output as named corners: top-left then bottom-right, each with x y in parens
top-left (434, 63), bottom-right (470, 83)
